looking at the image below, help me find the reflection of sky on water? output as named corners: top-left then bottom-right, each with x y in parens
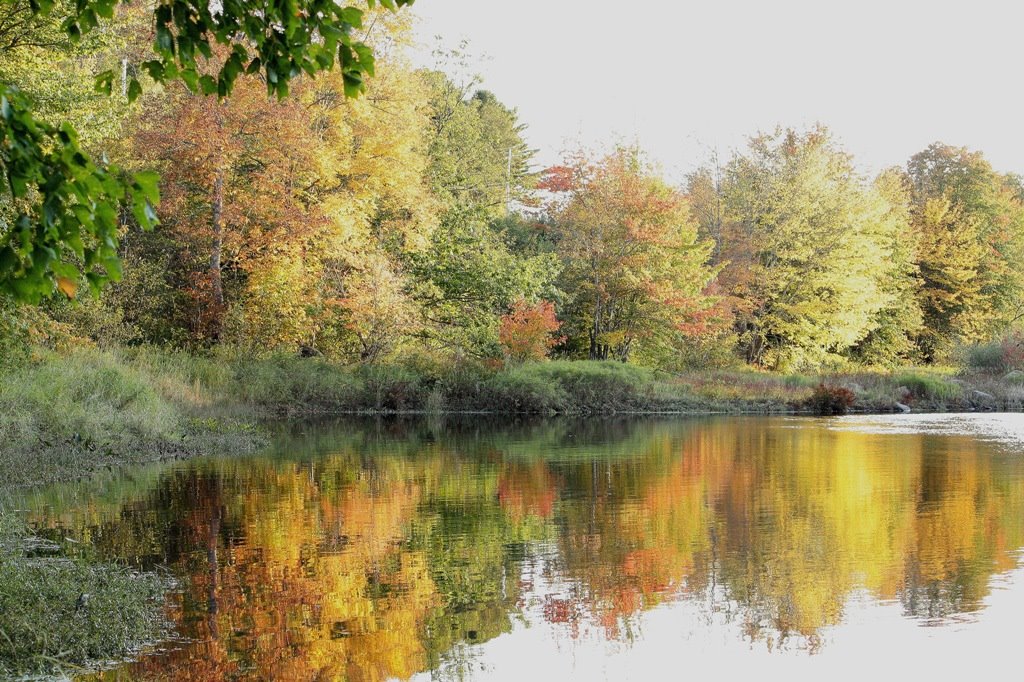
top-left (828, 413), bottom-right (1024, 449)
top-left (24, 414), bottom-right (1024, 680)
top-left (418, 559), bottom-right (1024, 682)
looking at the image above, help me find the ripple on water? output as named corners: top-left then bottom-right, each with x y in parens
top-left (828, 412), bottom-right (1024, 448)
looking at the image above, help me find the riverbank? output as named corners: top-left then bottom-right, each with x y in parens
top-left (2, 347), bottom-right (1022, 487)
top-left (0, 349), bottom-right (266, 488)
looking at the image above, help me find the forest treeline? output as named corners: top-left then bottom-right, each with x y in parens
top-left (1, 1), bottom-right (1023, 373)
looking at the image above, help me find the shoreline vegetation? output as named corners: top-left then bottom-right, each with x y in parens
top-left (0, 512), bottom-right (171, 679)
top-left (2, 347), bottom-right (1022, 489)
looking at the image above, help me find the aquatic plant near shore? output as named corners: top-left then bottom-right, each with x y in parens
top-left (0, 513), bottom-right (171, 677)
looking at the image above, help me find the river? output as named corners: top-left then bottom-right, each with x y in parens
top-left (14, 413), bottom-right (1024, 680)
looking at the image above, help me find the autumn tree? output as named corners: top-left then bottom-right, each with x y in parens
top-left (125, 15), bottom-right (435, 354)
top-left (0, 0), bottom-right (412, 303)
top-left (302, 30), bottom-right (436, 360)
top-left (131, 72), bottom-right (325, 343)
top-left (718, 127), bottom-right (909, 369)
top-left (686, 158), bottom-right (725, 258)
top-left (498, 298), bottom-right (562, 362)
top-left (548, 147), bottom-right (715, 362)
top-left (408, 215), bottom-right (560, 357)
top-left (907, 143), bottom-right (1024, 358)
top-left (332, 251), bottom-right (420, 362)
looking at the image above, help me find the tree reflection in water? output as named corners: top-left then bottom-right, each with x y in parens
top-left (20, 416), bottom-right (1024, 680)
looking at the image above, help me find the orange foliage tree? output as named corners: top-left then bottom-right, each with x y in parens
top-left (546, 147), bottom-right (717, 362)
top-left (131, 72), bottom-right (325, 343)
top-left (498, 298), bottom-right (562, 362)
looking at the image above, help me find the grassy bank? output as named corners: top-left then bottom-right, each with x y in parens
top-left (3, 347), bottom-right (1023, 487)
top-left (0, 512), bottom-right (171, 677)
top-left (0, 349), bottom-right (265, 488)
top-left (152, 349), bottom-right (1023, 416)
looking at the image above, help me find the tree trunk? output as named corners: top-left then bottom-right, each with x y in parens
top-left (589, 295), bottom-right (604, 360)
top-left (208, 169), bottom-right (225, 340)
top-left (617, 337), bottom-right (632, 363)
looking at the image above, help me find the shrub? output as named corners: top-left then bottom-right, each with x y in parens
top-left (965, 331), bottom-right (1024, 373)
top-left (999, 332), bottom-right (1024, 370)
top-left (806, 383), bottom-right (856, 415)
top-left (436, 360), bottom-right (497, 411)
top-left (230, 355), bottom-right (364, 413)
top-left (357, 363), bottom-right (427, 412)
top-left (783, 374), bottom-right (820, 389)
top-left (893, 371), bottom-right (961, 401)
top-left (484, 370), bottom-right (566, 412)
top-left (506, 361), bottom-right (653, 412)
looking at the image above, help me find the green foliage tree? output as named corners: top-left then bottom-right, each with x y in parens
top-left (420, 67), bottom-right (534, 218)
top-left (410, 71), bottom-right (555, 357)
top-left (718, 127), bottom-right (908, 369)
top-left (907, 143), bottom-right (1024, 358)
top-left (848, 169), bottom-right (925, 366)
top-left (0, 0), bottom-right (412, 303)
top-left (409, 214), bottom-right (560, 357)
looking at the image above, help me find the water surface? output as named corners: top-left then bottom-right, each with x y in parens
top-left (17, 414), bottom-right (1024, 680)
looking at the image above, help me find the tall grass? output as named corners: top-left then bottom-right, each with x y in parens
top-left (0, 348), bottom-right (262, 487)
top-left (892, 371), bottom-right (963, 401)
top-left (671, 368), bottom-right (816, 410)
top-left (0, 349), bottom-right (181, 449)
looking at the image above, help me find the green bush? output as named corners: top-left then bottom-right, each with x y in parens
top-left (965, 332), bottom-right (1024, 373)
top-left (356, 363), bottom-right (428, 412)
top-left (231, 355), bottom-right (365, 413)
top-left (436, 360), bottom-right (503, 412)
top-left (893, 371), bottom-right (961, 401)
top-left (782, 374), bottom-right (820, 389)
top-left (966, 340), bottom-right (1009, 372)
top-left (502, 361), bottom-right (654, 413)
top-left (483, 369), bottom-right (567, 412)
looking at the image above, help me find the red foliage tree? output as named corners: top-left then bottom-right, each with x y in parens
top-left (498, 299), bottom-right (563, 362)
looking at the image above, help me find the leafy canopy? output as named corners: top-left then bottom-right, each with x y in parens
top-left (1, 0), bottom-right (413, 303)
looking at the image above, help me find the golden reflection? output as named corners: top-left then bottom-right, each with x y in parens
top-left (21, 418), bottom-right (1024, 680)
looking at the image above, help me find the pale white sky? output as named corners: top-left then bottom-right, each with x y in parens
top-left (409, 0), bottom-right (1024, 182)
